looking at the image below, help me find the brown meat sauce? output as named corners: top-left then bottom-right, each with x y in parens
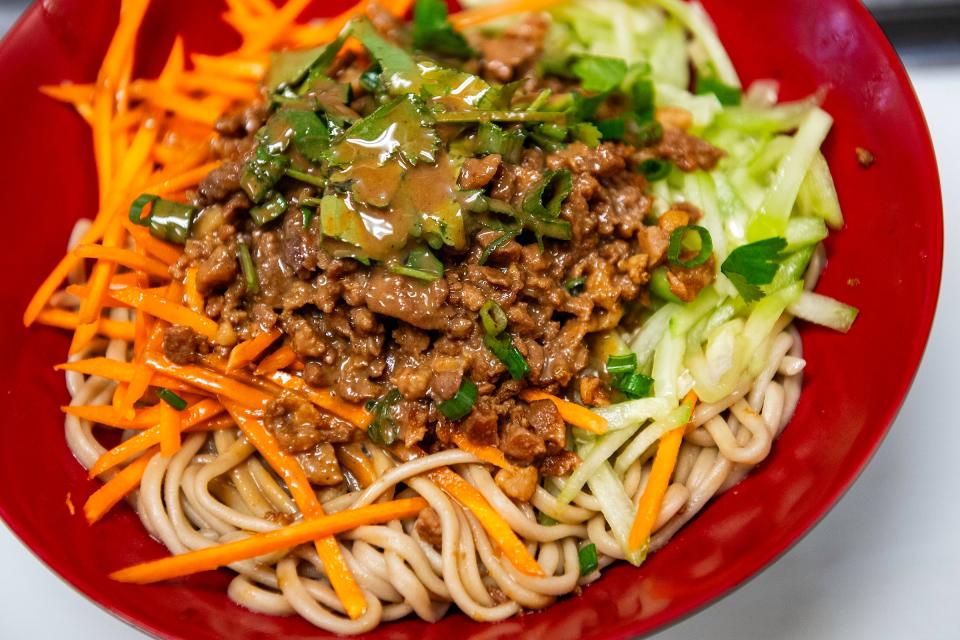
top-left (173, 16), bottom-right (722, 493)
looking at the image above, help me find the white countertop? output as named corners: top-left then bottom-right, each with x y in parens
top-left (1, 38), bottom-right (957, 640)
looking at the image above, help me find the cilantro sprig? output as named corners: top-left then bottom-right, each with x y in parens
top-left (413, 0), bottom-right (475, 59)
top-left (720, 237), bottom-right (788, 302)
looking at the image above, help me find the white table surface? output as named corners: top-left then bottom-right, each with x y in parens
top-left (1, 13), bottom-right (957, 640)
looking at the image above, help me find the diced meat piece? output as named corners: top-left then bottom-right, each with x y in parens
top-left (458, 154), bottom-right (502, 190)
top-left (415, 506), bottom-right (443, 549)
top-left (265, 391), bottom-right (323, 453)
top-left (196, 244), bottom-right (238, 295)
top-left (655, 106), bottom-right (693, 131)
top-left (296, 443), bottom-right (343, 486)
top-left (392, 365), bottom-right (432, 400)
top-left (395, 399), bottom-right (430, 447)
top-left (658, 208), bottom-right (690, 234)
top-left (197, 161), bottom-right (242, 204)
top-left (463, 406), bottom-right (499, 446)
top-left (477, 15), bottom-right (548, 82)
top-left (162, 325), bottom-right (201, 365)
top-left (650, 127), bottom-right (726, 172)
top-left (526, 399), bottom-right (566, 455)
top-left (303, 360), bottom-right (338, 387)
top-left (638, 226), bottom-right (670, 268)
top-left (363, 267), bottom-right (451, 330)
top-left (495, 465), bottom-right (538, 501)
top-left (539, 450), bottom-right (581, 477)
top-left (579, 376), bottom-right (610, 407)
top-left (429, 368), bottom-right (463, 402)
top-left (280, 208), bottom-right (318, 275)
top-left (500, 422), bottom-right (546, 464)
top-left (666, 256), bottom-right (716, 302)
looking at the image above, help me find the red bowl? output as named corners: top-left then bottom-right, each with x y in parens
top-left (0, 1), bottom-right (942, 638)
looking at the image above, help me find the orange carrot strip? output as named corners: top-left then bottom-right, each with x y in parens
top-left (267, 370), bottom-right (372, 428)
top-left (239, 0), bottom-right (313, 54)
top-left (89, 400), bottom-right (225, 476)
top-left (450, 433), bottom-right (515, 471)
top-left (141, 160), bottom-right (221, 195)
top-left (56, 358), bottom-right (195, 393)
top-left (83, 450), bottom-right (156, 525)
top-left (145, 356), bottom-right (273, 408)
top-left (450, 0), bottom-right (562, 29)
top-left (226, 328), bottom-right (282, 372)
top-left (69, 320), bottom-right (103, 356)
top-left (134, 84), bottom-right (224, 125)
top-left (36, 309), bottom-right (136, 342)
top-left (428, 467), bottom-right (544, 577)
top-left (121, 219), bottom-right (183, 265)
top-left (73, 245), bottom-right (171, 279)
top-left (176, 73), bottom-right (259, 101)
top-left (285, 1), bottom-right (368, 49)
top-left (240, 0), bottom-right (277, 15)
top-left (627, 391), bottom-right (698, 552)
top-left (223, 401), bottom-right (367, 620)
top-left (76, 219), bottom-right (126, 327)
top-left (518, 390), bottom-right (608, 435)
top-left (184, 268), bottom-right (203, 314)
top-left (381, 0), bottom-right (414, 17)
top-left (158, 399), bottom-right (182, 456)
top-left (190, 54), bottom-right (267, 81)
top-left (110, 497), bottom-right (427, 584)
top-left (253, 345), bottom-right (297, 376)
top-left (38, 82), bottom-right (94, 105)
top-left (63, 403), bottom-right (162, 429)
top-left (157, 36), bottom-right (185, 90)
top-left (110, 287), bottom-right (218, 338)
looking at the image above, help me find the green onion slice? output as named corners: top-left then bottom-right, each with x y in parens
top-left (638, 158), bottom-right (672, 181)
top-left (484, 333), bottom-right (530, 380)
top-left (157, 388), bottom-right (188, 411)
top-left (478, 231), bottom-right (517, 265)
top-left (522, 169), bottom-right (573, 219)
top-left (237, 240), bottom-right (260, 295)
top-left (667, 225), bottom-right (713, 269)
top-left (606, 353), bottom-right (638, 376)
top-left (578, 543), bottom-right (599, 576)
top-left (389, 246), bottom-right (444, 282)
top-left (564, 276), bottom-right (586, 294)
top-left (438, 377), bottom-right (478, 420)
top-left (480, 300), bottom-right (508, 337)
top-left (129, 194), bottom-right (159, 224)
top-left (366, 388), bottom-right (401, 445)
top-left (612, 372), bottom-right (655, 399)
top-left (250, 191), bottom-right (288, 227)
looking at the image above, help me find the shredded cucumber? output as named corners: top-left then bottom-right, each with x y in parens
top-left (788, 291), bottom-right (859, 333)
top-left (650, 0), bottom-right (740, 87)
top-left (797, 151), bottom-right (844, 229)
top-left (585, 461), bottom-right (645, 564)
top-left (614, 404), bottom-right (692, 475)
top-left (593, 396), bottom-right (672, 431)
top-left (785, 217), bottom-right (829, 252)
top-left (652, 327), bottom-right (686, 405)
top-left (629, 303), bottom-right (679, 371)
top-left (559, 424), bottom-right (644, 504)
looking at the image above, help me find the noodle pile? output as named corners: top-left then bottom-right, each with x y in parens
top-left (28, 0), bottom-right (847, 634)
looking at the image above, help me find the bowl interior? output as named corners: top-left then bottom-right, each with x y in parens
top-left (0, 1), bottom-right (941, 639)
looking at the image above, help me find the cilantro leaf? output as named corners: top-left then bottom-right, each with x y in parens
top-left (281, 109), bottom-right (330, 163)
top-left (266, 34), bottom-right (346, 94)
top-left (325, 94), bottom-right (439, 167)
top-left (413, 0), bottom-right (475, 59)
top-left (720, 237), bottom-right (788, 302)
top-left (695, 75), bottom-right (742, 106)
top-left (351, 18), bottom-right (417, 92)
top-left (572, 55), bottom-right (628, 93)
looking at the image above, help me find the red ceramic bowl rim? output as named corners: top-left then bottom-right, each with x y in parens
top-left (0, 1), bottom-right (943, 638)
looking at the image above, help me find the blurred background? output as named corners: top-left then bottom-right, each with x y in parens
top-left (0, 1), bottom-right (956, 639)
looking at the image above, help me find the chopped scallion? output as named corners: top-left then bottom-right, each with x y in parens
top-left (578, 543), bottom-right (599, 576)
top-left (478, 231), bottom-right (517, 265)
top-left (667, 225), bottom-right (713, 269)
top-left (129, 194), bottom-right (159, 225)
top-left (438, 377), bottom-right (478, 420)
top-left (612, 372), bottom-right (655, 399)
top-left (638, 158), bottom-right (672, 181)
top-left (484, 333), bottom-right (530, 380)
top-left (285, 168), bottom-right (327, 188)
top-left (389, 246), bottom-right (444, 282)
top-left (606, 353), bottom-right (638, 375)
top-left (157, 388), bottom-right (187, 411)
top-left (237, 240), bottom-right (259, 295)
top-left (564, 276), bottom-right (586, 295)
top-left (366, 388), bottom-right (401, 445)
top-left (249, 191), bottom-right (288, 226)
top-left (480, 300), bottom-right (508, 337)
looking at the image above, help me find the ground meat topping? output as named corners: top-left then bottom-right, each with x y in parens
top-left (415, 506), bottom-right (443, 549)
top-left (162, 325), bottom-right (202, 365)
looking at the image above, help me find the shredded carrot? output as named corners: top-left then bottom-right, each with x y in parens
top-left (450, 0), bottom-right (562, 30)
top-left (450, 433), bottom-right (516, 471)
top-left (428, 467), bottom-right (544, 577)
top-left (73, 245), bottom-right (171, 279)
top-left (190, 53), bottom-right (267, 82)
top-left (36, 309), bottom-right (135, 342)
top-left (142, 160), bottom-right (221, 195)
top-left (627, 391), bottom-right (698, 553)
top-left (69, 320), bottom-right (103, 356)
top-left (381, 0), bottom-right (415, 17)
top-left (76, 219), bottom-right (126, 328)
top-left (335, 444), bottom-right (378, 488)
top-left (176, 73), bottom-right (259, 101)
top-left (519, 390), bottom-right (608, 435)
top-left (63, 403), bottom-right (161, 429)
top-left (121, 219), bottom-right (183, 264)
top-left (223, 401), bottom-right (367, 620)
top-left (226, 328), bottom-right (282, 372)
top-left (284, 0), bottom-right (368, 49)
top-left (145, 356), bottom-right (273, 408)
top-left (240, 0), bottom-right (313, 54)
top-left (38, 82), bottom-right (95, 105)
top-left (110, 497), bottom-right (426, 584)
top-left (253, 345), bottom-right (297, 376)
top-left (183, 269), bottom-right (203, 315)
top-left (83, 450), bottom-right (156, 525)
top-left (268, 370), bottom-right (372, 428)
top-left (110, 286), bottom-right (218, 338)
top-left (65, 492), bottom-right (76, 516)
top-left (133, 84), bottom-right (225, 125)
top-left (89, 400), bottom-right (225, 477)
top-left (56, 358), bottom-right (195, 393)
top-left (158, 400), bottom-right (182, 456)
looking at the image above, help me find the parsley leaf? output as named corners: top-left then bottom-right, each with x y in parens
top-left (413, 0), bottom-right (475, 59)
top-left (720, 237), bottom-right (788, 302)
top-left (572, 55), bottom-right (628, 93)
